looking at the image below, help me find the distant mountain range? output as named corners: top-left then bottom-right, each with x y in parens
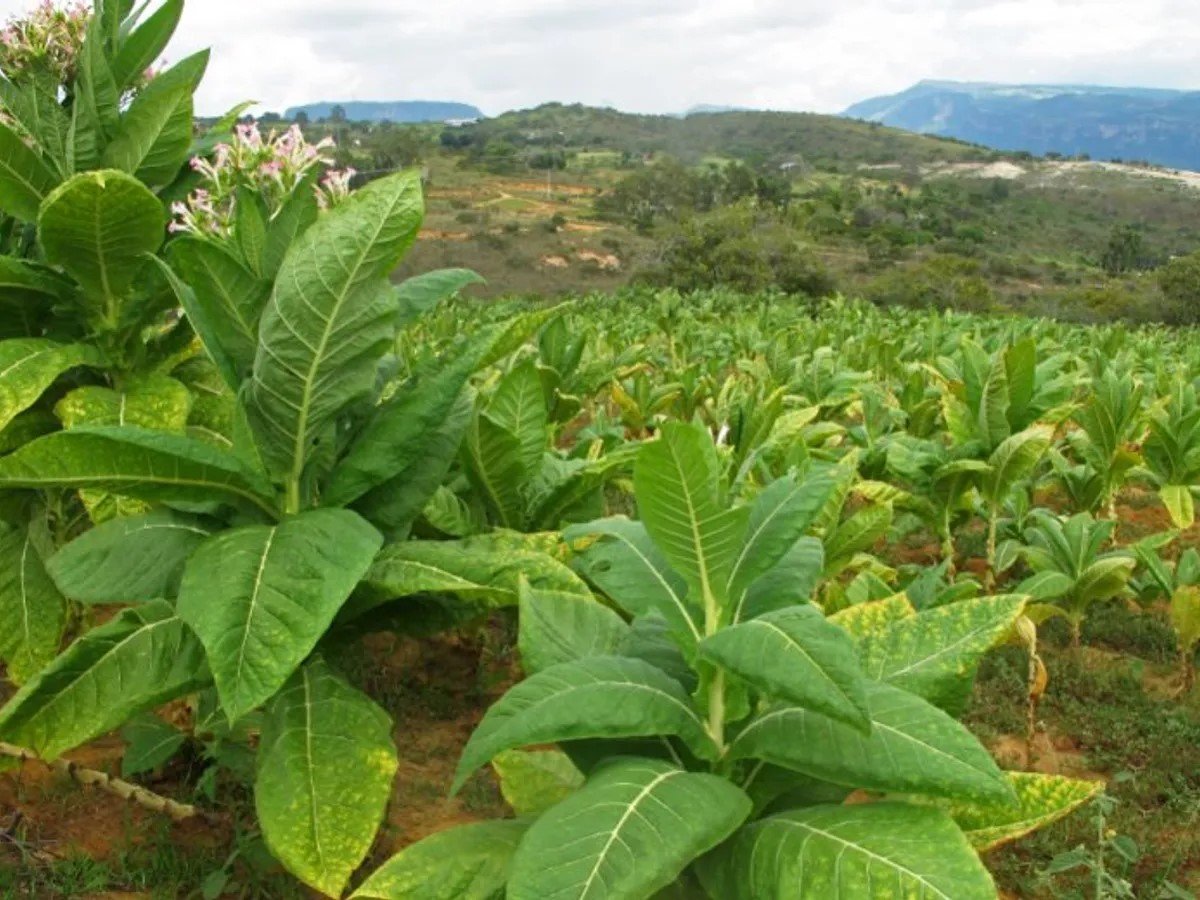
top-left (843, 81), bottom-right (1200, 171)
top-left (283, 101), bottom-right (484, 124)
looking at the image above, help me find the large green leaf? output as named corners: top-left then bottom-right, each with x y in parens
top-left (507, 757), bottom-right (751, 900)
top-left (168, 238), bottom-right (269, 381)
top-left (110, 0), bottom-right (184, 89)
top-left (453, 656), bottom-right (715, 791)
top-left (727, 471), bottom-right (835, 604)
top-left (149, 256), bottom-right (238, 392)
top-left (326, 351), bottom-right (481, 507)
top-left (976, 354), bottom-right (1011, 450)
top-left (487, 360), bottom-right (548, 475)
top-left (0, 81), bottom-right (69, 178)
top-left (567, 517), bottom-right (699, 648)
top-left (697, 802), bottom-right (995, 900)
top-left (119, 712), bottom-right (186, 778)
top-left (47, 510), bottom-right (213, 604)
top-left (70, 22), bottom-right (120, 170)
top-left (738, 536), bottom-right (824, 621)
top-left (493, 748), bottom-right (584, 816)
top-left (0, 522), bottom-right (66, 684)
top-left (0, 339), bottom-right (101, 432)
top-left (462, 411), bottom-right (527, 528)
top-left (395, 268), bottom-right (485, 324)
top-left (829, 593), bottom-right (916, 641)
top-left (519, 578), bottom-right (629, 674)
top-left (1017, 570), bottom-right (1075, 601)
top-left (245, 171), bottom-right (423, 487)
top-left (619, 615), bottom-right (697, 693)
top-left (1160, 485), bottom-right (1195, 530)
top-left (356, 540), bottom-right (588, 621)
top-left (37, 170), bottom-right (164, 319)
top-left (353, 392), bottom-right (474, 537)
top-left (0, 602), bottom-right (208, 760)
top-left (823, 503), bottom-right (892, 574)
top-left (0, 426), bottom-right (276, 516)
top-left (55, 375), bottom-right (192, 432)
top-left (729, 680), bottom-right (1012, 803)
top-left (257, 658), bottom-right (398, 898)
top-left (1004, 338), bottom-right (1038, 429)
top-left (982, 426), bottom-right (1053, 502)
top-left (634, 422), bottom-right (747, 624)
top-left (1172, 585), bottom-right (1200, 654)
top-left (1077, 556), bottom-right (1137, 604)
top-left (261, 174), bottom-right (321, 279)
top-left (102, 51), bottom-right (208, 183)
top-left (699, 605), bottom-right (870, 731)
top-left (352, 819), bottom-right (527, 900)
top-left (940, 772), bottom-right (1103, 851)
top-left (857, 594), bottom-right (1026, 714)
top-left (0, 121), bottom-right (61, 222)
top-left (335, 311), bottom-right (556, 518)
top-left (176, 509), bottom-right (382, 723)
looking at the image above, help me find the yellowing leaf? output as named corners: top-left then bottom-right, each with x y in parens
top-left (829, 593), bottom-right (915, 641)
top-left (943, 772), bottom-right (1103, 851)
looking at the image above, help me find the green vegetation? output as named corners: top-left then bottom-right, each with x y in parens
top-left (1, 3), bottom-right (1200, 900)
top-left (293, 103), bottom-right (1200, 322)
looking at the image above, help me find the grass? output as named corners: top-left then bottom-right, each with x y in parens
top-left (966, 602), bottom-right (1200, 898)
top-left (0, 817), bottom-right (303, 899)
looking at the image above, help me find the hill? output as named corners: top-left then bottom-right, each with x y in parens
top-left (284, 100), bottom-right (483, 123)
top-left (844, 81), bottom-right (1200, 170)
top-left (449, 102), bottom-right (992, 169)
top-left (300, 100), bottom-right (1200, 323)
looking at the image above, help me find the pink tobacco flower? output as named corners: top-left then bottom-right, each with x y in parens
top-left (171, 119), bottom-right (349, 239)
top-left (0, 0), bottom-right (89, 85)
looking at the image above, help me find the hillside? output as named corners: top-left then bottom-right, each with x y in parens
top-left (844, 81), bottom-right (1200, 170)
top-left (294, 101), bottom-right (1200, 323)
top-left (284, 100), bottom-right (483, 123)
top-left (449, 102), bottom-right (992, 168)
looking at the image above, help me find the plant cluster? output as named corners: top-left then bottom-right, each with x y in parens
top-left (1, 2), bottom-right (1197, 899)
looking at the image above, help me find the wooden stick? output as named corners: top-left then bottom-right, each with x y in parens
top-left (0, 742), bottom-right (209, 823)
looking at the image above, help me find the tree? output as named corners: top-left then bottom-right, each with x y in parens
top-left (1101, 224), bottom-right (1145, 276)
top-left (330, 104), bottom-right (348, 124)
top-left (294, 110), bottom-right (309, 126)
top-left (639, 205), bottom-right (834, 297)
top-left (1158, 251), bottom-right (1200, 324)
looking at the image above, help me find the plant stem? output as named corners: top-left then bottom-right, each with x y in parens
top-left (985, 507), bottom-right (999, 591)
top-left (706, 669), bottom-right (726, 755)
top-left (741, 760), bottom-right (766, 791)
top-left (0, 743), bottom-right (212, 823)
top-left (284, 478), bottom-right (301, 516)
top-left (940, 509), bottom-right (956, 575)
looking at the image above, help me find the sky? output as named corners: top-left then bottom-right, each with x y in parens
top-left (6, 0), bottom-right (1200, 116)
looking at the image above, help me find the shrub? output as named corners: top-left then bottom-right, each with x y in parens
top-left (866, 254), bottom-right (994, 312)
top-left (639, 205), bottom-right (834, 297)
top-left (1158, 251), bottom-right (1200, 324)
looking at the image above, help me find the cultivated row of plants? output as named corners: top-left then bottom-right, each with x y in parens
top-left (0, 2), bottom-right (1191, 898)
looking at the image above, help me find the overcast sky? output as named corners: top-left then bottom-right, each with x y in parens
top-left (6, 0), bottom-right (1200, 116)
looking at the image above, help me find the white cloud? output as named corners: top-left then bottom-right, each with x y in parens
top-left (1, 0), bottom-right (1197, 115)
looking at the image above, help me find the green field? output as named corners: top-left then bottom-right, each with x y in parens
top-left (3, 2), bottom-right (1200, 898)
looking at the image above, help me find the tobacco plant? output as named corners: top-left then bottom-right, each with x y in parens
top-left (1015, 511), bottom-right (1137, 647)
top-left (0, 0), bottom-right (228, 680)
top-left (350, 422), bottom-right (1099, 899)
top-left (1132, 535), bottom-right (1200, 691)
top-left (1141, 381), bottom-right (1200, 529)
top-left (0, 132), bottom-right (576, 896)
top-left (1063, 370), bottom-right (1144, 519)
